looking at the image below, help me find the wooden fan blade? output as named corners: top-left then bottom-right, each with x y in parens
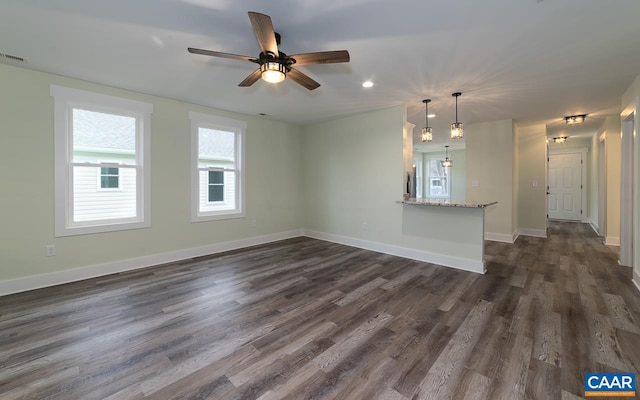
top-left (287, 68), bottom-right (320, 90)
top-left (188, 48), bottom-right (257, 63)
top-left (289, 50), bottom-right (350, 66)
top-left (239, 68), bottom-right (262, 87)
top-left (248, 12), bottom-right (279, 57)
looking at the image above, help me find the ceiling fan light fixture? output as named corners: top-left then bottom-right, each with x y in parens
top-left (261, 61), bottom-right (286, 83)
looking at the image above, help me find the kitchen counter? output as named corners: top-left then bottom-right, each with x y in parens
top-left (398, 198), bottom-right (497, 208)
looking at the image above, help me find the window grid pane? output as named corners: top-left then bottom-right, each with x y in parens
top-left (208, 170), bottom-right (224, 202)
top-left (100, 167), bottom-right (120, 189)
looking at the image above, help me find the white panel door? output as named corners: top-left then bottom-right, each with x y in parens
top-left (548, 153), bottom-right (582, 220)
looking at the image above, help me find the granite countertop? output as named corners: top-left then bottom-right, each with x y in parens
top-left (397, 198), bottom-right (498, 208)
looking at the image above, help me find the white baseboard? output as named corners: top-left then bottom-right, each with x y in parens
top-left (633, 271), bottom-right (640, 293)
top-left (303, 229), bottom-right (485, 274)
top-left (605, 236), bottom-right (620, 246)
top-left (589, 222), bottom-right (600, 235)
top-left (484, 232), bottom-right (516, 244)
top-left (517, 228), bottom-right (547, 238)
top-left (0, 230), bottom-right (303, 297)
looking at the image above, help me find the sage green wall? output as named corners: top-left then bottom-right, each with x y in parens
top-left (302, 106), bottom-right (404, 241)
top-left (512, 122), bottom-right (520, 234)
top-left (605, 116), bottom-right (622, 241)
top-left (590, 130), bottom-right (599, 227)
top-left (301, 106), bottom-right (485, 264)
top-left (0, 63), bottom-right (303, 282)
top-left (516, 124), bottom-right (547, 233)
top-left (450, 149), bottom-right (466, 203)
top-left (621, 72), bottom-right (640, 282)
top-left (465, 119), bottom-right (514, 237)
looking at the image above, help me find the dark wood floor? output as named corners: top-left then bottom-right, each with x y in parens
top-left (1, 221), bottom-right (639, 399)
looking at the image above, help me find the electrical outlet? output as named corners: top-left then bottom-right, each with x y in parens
top-left (251, 219), bottom-right (257, 228)
top-left (46, 245), bottom-right (56, 257)
top-left (362, 222), bottom-right (368, 231)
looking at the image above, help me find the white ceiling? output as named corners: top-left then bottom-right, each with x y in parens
top-left (2, 0), bottom-right (639, 146)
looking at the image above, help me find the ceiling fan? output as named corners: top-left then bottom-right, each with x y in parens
top-left (188, 12), bottom-right (350, 90)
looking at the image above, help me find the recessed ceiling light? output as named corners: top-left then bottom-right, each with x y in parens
top-left (362, 81), bottom-right (374, 88)
top-left (428, 114), bottom-right (436, 118)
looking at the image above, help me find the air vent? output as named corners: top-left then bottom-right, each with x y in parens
top-left (0, 52), bottom-right (26, 63)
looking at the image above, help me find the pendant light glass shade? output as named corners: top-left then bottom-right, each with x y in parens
top-left (441, 145), bottom-right (452, 167)
top-left (450, 92), bottom-right (463, 139)
top-left (421, 127), bottom-right (433, 142)
top-left (421, 99), bottom-right (433, 142)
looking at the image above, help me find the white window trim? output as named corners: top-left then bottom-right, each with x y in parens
top-left (51, 85), bottom-right (153, 237)
top-left (189, 111), bottom-right (246, 222)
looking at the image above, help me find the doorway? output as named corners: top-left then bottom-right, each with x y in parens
top-left (548, 148), bottom-right (587, 221)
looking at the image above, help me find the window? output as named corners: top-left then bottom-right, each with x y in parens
top-left (208, 171), bottom-right (224, 202)
top-left (190, 112), bottom-right (245, 222)
top-left (51, 85), bottom-right (152, 237)
top-left (427, 157), bottom-right (450, 198)
top-left (100, 167), bottom-right (120, 189)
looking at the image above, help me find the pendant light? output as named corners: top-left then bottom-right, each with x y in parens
top-left (441, 145), bottom-right (452, 167)
top-left (421, 99), bottom-right (433, 142)
top-left (450, 92), bottom-right (463, 139)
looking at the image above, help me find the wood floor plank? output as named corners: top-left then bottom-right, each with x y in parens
top-left (312, 312), bottom-right (392, 372)
top-left (452, 369), bottom-right (493, 400)
top-left (525, 358), bottom-right (562, 400)
top-left (589, 313), bottom-right (628, 371)
top-left (412, 300), bottom-right (493, 400)
top-left (1, 221), bottom-right (639, 399)
top-left (489, 330), bottom-right (533, 400)
top-left (532, 310), bottom-right (562, 367)
top-left (603, 293), bottom-right (640, 334)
